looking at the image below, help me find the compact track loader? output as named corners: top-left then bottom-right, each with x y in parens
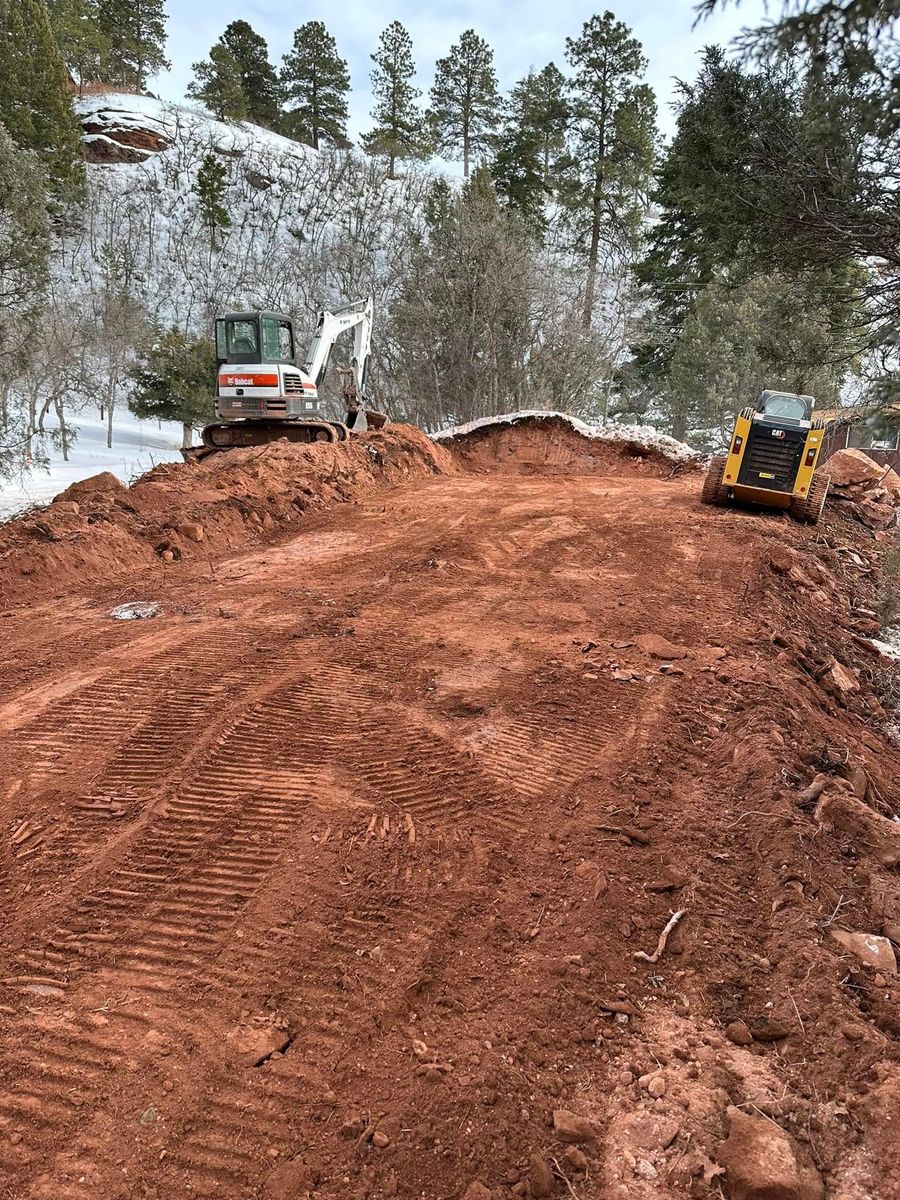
top-left (701, 389), bottom-right (830, 523)
top-left (186, 297), bottom-right (386, 460)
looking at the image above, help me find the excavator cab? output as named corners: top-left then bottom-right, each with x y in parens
top-left (215, 313), bottom-right (296, 366)
top-left (701, 389), bottom-right (830, 523)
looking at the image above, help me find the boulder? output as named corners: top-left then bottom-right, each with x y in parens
top-left (855, 497), bottom-right (897, 531)
top-left (824, 448), bottom-right (886, 489)
top-left (717, 1107), bottom-right (824, 1200)
top-left (831, 930), bottom-right (897, 974)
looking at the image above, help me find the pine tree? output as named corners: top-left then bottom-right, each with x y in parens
top-left (564, 12), bottom-right (657, 329)
top-left (128, 328), bottom-right (216, 448)
top-left (519, 64), bottom-right (569, 188)
top-left (187, 44), bottom-right (247, 121)
top-left (220, 20), bottom-right (280, 129)
top-left (193, 153), bottom-right (230, 248)
top-left (46, 0), bottom-right (109, 94)
top-left (429, 29), bottom-right (499, 177)
top-left (98, 0), bottom-right (168, 89)
top-left (280, 21), bottom-right (350, 149)
top-left (361, 21), bottom-right (428, 179)
top-left (0, 127), bottom-right (50, 368)
top-left (493, 115), bottom-right (546, 235)
top-left (0, 0), bottom-right (86, 204)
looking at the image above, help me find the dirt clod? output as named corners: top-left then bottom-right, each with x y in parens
top-left (552, 1109), bottom-right (600, 1144)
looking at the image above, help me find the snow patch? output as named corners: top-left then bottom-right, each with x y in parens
top-left (432, 410), bottom-right (699, 464)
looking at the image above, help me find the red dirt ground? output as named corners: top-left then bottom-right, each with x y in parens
top-left (1, 420), bottom-right (899, 1200)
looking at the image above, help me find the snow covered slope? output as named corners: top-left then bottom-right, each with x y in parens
top-left (0, 410), bottom-right (184, 520)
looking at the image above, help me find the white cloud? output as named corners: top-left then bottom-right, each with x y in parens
top-left (155, 0), bottom-right (769, 141)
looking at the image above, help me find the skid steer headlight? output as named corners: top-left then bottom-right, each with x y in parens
top-left (731, 434), bottom-right (743, 455)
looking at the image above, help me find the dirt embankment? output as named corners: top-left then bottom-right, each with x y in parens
top-left (0, 426), bottom-right (455, 608)
top-left (1, 417), bottom-right (900, 1200)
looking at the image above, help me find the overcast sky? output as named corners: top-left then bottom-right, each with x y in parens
top-left (154, 0), bottom-right (769, 141)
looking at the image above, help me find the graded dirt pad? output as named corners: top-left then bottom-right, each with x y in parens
top-left (1, 423), bottom-right (899, 1200)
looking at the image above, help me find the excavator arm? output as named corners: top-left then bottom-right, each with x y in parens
top-left (303, 296), bottom-right (372, 396)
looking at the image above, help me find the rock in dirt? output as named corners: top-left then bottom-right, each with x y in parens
top-left (462, 1182), bottom-right (493, 1200)
top-left (109, 601), bottom-right (161, 620)
top-left (717, 1107), bottom-right (824, 1200)
top-left (179, 522), bottom-right (205, 542)
top-left (635, 633), bottom-right (689, 660)
top-left (825, 448), bottom-right (895, 490)
top-left (816, 790), bottom-right (900, 868)
top-left (725, 1020), bottom-right (754, 1046)
top-left (831, 929), bottom-right (898, 973)
top-left (553, 1109), bottom-right (600, 1144)
top-left (263, 1159), bottom-right (318, 1198)
top-left (528, 1152), bottom-right (555, 1197)
top-left (226, 1019), bottom-right (291, 1067)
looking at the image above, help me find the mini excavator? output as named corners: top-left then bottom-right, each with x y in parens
top-left (187, 296), bottom-right (386, 459)
top-left (701, 389), bottom-right (830, 523)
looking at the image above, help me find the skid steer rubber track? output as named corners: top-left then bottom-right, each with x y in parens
top-left (790, 471), bottom-right (830, 524)
top-left (197, 419), bottom-right (349, 457)
top-left (700, 454), bottom-right (729, 506)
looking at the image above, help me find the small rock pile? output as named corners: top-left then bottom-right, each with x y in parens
top-left (824, 448), bottom-right (900, 530)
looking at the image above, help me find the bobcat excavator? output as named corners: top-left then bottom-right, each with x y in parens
top-left (701, 389), bottom-right (830, 523)
top-left (186, 296), bottom-right (386, 459)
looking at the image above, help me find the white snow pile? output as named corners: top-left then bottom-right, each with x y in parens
top-left (432, 410), bottom-right (700, 464)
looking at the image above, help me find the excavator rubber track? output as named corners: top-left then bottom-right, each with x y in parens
top-left (184, 419), bottom-right (349, 462)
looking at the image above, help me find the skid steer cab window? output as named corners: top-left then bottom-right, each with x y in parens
top-left (217, 318), bottom-right (260, 363)
top-left (761, 393), bottom-right (808, 422)
top-left (261, 317), bottom-right (295, 363)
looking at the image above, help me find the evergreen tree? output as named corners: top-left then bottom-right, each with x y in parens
top-left (0, 0), bottom-right (85, 204)
top-left (361, 21), bottom-right (428, 179)
top-left (280, 21), bottom-right (350, 149)
top-left (220, 20), bottom-right (280, 129)
top-left (428, 29), bottom-right (499, 177)
top-left (518, 64), bottom-right (570, 188)
top-left (128, 328), bottom-right (216, 448)
top-left (493, 115), bottom-right (546, 235)
top-left (193, 153), bottom-right (230, 248)
top-left (564, 12), bottom-right (657, 329)
top-left (0, 127), bottom-right (51, 368)
top-left (46, 0), bottom-right (109, 94)
top-left (98, 0), bottom-right (168, 89)
top-left (187, 44), bottom-right (247, 121)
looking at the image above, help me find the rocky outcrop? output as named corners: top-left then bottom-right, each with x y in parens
top-left (80, 104), bottom-right (171, 163)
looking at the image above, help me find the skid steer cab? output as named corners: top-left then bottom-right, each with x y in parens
top-left (701, 389), bottom-right (830, 524)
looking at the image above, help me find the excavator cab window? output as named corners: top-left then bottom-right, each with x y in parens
top-left (261, 317), bottom-right (295, 363)
top-left (216, 317), bottom-right (260, 363)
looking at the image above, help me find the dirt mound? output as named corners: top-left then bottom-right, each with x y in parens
top-left (439, 412), bottom-right (701, 476)
top-left (0, 425), bottom-right (454, 607)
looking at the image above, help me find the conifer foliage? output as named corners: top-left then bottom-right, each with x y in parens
top-left (0, 0), bottom-right (85, 204)
top-left (128, 329), bottom-right (216, 447)
top-left (46, 0), bottom-right (108, 94)
top-left (219, 20), bottom-right (281, 129)
top-left (192, 153), bottom-right (230, 248)
top-left (564, 12), bottom-right (656, 328)
top-left (428, 29), bottom-right (499, 177)
top-left (98, 0), bottom-right (169, 89)
top-left (361, 22), bottom-right (428, 178)
top-left (0, 126), bottom-right (51, 367)
top-left (187, 44), bottom-right (247, 121)
top-left (280, 22), bottom-right (351, 149)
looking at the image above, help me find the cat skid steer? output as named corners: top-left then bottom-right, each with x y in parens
top-left (186, 296), bottom-right (386, 460)
top-left (701, 389), bottom-right (830, 524)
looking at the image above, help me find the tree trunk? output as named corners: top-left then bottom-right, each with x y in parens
top-left (463, 129), bottom-right (470, 179)
top-left (55, 396), bottom-right (70, 461)
top-left (106, 379), bottom-right (116, 449)
top-left (582, 168), bottom-right (604, 330)
top-left (182, 422), bottom-right (193, 448)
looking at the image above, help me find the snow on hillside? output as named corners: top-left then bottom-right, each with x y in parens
top-left (63, 93), bottom-right (431, 332)
top-left (0, 410), bottom-right (184, 520)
